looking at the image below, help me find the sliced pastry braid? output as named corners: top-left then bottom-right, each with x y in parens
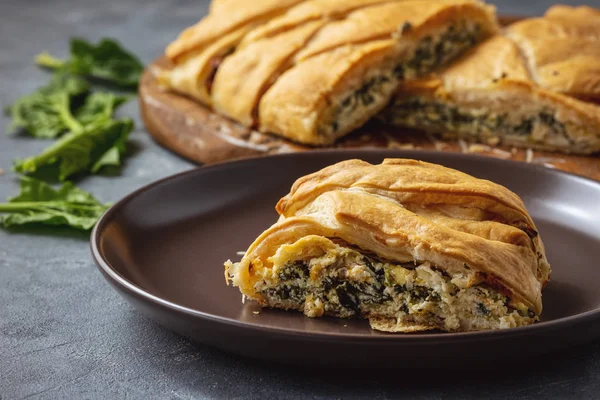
top-left (382, 5), bottom-right (600, 154)
top-left (158, 0), bottom-right (498, 145)
top-left (225, 159), bottom-right (550, 333)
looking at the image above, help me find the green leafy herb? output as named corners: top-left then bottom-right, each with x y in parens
top-left (0, 177), bottom-right (109, 230)
top-left (0, 36), bottom-right (141, 236)
top-left (74, 91), bottom-right (130, 125)
top-left (12, 87), bottom-right (132, 180)
top-left (36, 38), bottom-right (143, 88)
top-left (6, 73), bottom-right (89, 138)
top-left (14, 118), bottom-right (134, 181)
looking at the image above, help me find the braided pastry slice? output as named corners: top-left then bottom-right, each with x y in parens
top-left (382, 5), bottom-right (600, 154)
top-left (225, 159), bottom-right (549, 333)
top-left (158, 0), bottom-right (498, 145)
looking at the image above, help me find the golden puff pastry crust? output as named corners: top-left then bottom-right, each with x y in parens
top-left (506, 7), bottom-right (600, 101)
top-left (225, 159), bottom-right (549, 333)
top-left (383, 5), bottom-right (600, 155)
top-left (238, 0), bottom-right (398, 46)
top-left (211, 20), bottom-right (325, 127)
top-left (258, 38), bottom-right (401, 144)
top-left (159, 0), bottom-right (498, 144)
top-left (165, 0), bottom-right (304, 62)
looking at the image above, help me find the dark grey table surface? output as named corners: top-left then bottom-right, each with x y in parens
top-left (2, 0), bottom-right (600, 398)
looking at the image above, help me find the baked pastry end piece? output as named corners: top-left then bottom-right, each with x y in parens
top-left (383, 79), bottom-right (600, 154)
top-left (381, 34), bottom-right (600, 154)
top-left (224, 158), bottom-right (548, 333)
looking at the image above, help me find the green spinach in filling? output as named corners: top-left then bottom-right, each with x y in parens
top-left (330, 22), bottom-right (482, 134)
top-left (398, 23), bottom-right (481, 78)
top-left (391, 97), bottom-right (571, 143)
top-left (259, 254), bottom-right (535, 323)
top-left (260, 258), bottom-right (444, 317)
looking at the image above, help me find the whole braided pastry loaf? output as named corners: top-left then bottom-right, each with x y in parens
top-left (225, 159), bottom-right (550, 333)
top-left (157, 0), bottom-right (499, 145)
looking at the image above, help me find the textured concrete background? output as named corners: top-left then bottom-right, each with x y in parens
top-left (1, 1), bottom-right (600, 398)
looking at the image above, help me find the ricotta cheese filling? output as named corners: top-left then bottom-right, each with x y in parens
top-left (322, 21), bottom-right (483, 141)
top-left (386, 96), bottom-right (594, 152)
top-left (228, 238), bottom-right (537, 332)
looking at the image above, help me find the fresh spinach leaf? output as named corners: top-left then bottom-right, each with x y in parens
top-left (74, 91), bottom-right (130, 126)
top-left (0, 176), bottom-right (109, 230)
top-left (6, 73), bottom-right (89, 138)
top-left (36, 38), bottom-right (143, 88)
top-left (14, 118), bottom-right (134, 181)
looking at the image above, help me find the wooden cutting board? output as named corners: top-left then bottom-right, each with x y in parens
top-left (138, 16), bottom-right (600, 180)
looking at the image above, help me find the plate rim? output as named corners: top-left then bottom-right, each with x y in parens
top-left (90, 149), bottom-right (600, 343)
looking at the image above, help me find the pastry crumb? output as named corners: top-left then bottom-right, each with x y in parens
top-left (236, 251), bottom-right (246, 256)
top-left (531, 156), bottom-right (565, 165)
top-left (491, 148), bottom-right (512, 159)
top-left (252, 311), bottom-right (260, 315)
top-left (387, 142), bottom-right (415, 150)
top-left (486, 136), bottom-right (500, 146)
top-left (525, 148), bottom-right (534, 163)
top-left (434, 141), bottom-right (448, 151)
top-left (468, 143), bottom-right (491, 153)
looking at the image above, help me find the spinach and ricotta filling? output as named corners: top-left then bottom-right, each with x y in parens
top-left (387, 96), bottom-right (576, 146)
top-left (253, 240), bottom-right (536, 331)
top-left (325, 21), bottom-right (482, 138)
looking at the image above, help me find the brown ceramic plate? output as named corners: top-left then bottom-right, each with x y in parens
top-left (91, 150), bottom-right (600, 368)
